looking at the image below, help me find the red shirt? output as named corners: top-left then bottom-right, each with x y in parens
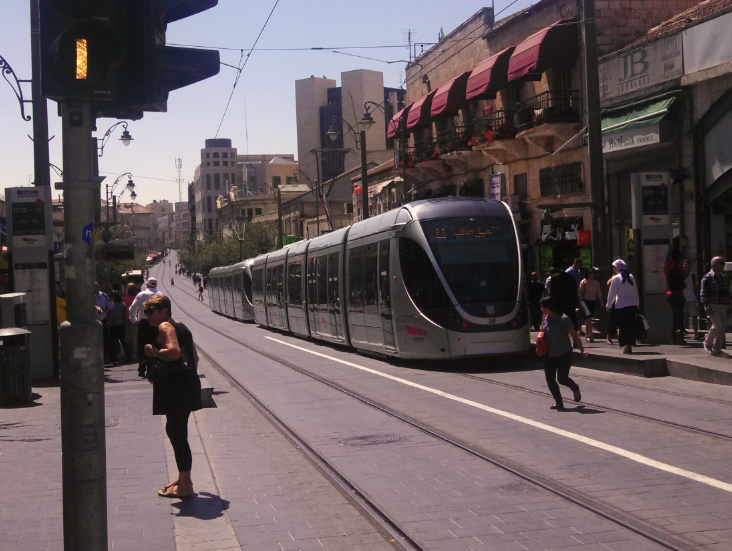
top-left (664, 260), bottom-right (684, 295)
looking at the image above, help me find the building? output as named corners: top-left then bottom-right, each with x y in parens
top-left (117, 202), bottom-right (155, 248)
top-left (193, 138), bottom-right (238, 242)
top-left (238, 154), bottom-right (297, 197)
top-left (295, 70), bottom-right (405, 189)
top-left (157, 212), bottom-right (175, 245)
top-left (174, 201), bottom-right (190, 249)
top-left (146, 200), bottom-right (172, 245)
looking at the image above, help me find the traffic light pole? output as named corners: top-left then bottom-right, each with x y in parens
top-left (59, 102), bottom-right (108, 551)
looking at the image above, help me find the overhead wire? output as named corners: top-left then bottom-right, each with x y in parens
top-left (214, 0), bottom-right (281, 139)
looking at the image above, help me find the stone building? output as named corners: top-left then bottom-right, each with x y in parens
top-left (393, 0), bottom-right (702, 278)
top-left (193, 138), bottom-right (238, 242)
top-left (295, 70), bottom-right (405, 188)
top-left (174, 201), bottom-right (190, 249)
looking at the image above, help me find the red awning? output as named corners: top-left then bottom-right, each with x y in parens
top-left (507, 19), bottom-right (578, 82)
top-left (406, 90), bottom-right (437, 129)
top-left (431, 72), bottom-right (471, 117)
top-left (387, 103), bottom-right (412, 139)
top-left (466, 47), bottom-right (515, 100)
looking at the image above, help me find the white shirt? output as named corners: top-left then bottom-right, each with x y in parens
top-left (683, 273), bottom-right (696, 302)
top-left (606, 273), bottom-right (639, 309)
top-left (128, 286), bottom-right (162, 323)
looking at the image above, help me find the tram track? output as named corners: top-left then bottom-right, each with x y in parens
top-left (156, 259), bottom-right (699, 551)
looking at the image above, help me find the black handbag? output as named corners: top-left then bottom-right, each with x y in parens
top-left (147, 348), bottom-right (192, 383)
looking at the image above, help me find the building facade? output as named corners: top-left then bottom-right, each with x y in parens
top-left (174, 201), bottom-right (190, 249)
top-left (193, 138), bottom-right (238, 242)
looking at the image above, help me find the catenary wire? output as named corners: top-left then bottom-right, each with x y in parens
top-left (214, 0), bottom-right (281, 139)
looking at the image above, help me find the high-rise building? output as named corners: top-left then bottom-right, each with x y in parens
top-left (193, 139), bottom-right (238, 242)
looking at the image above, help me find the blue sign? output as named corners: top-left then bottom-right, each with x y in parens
top-left (83, 222), bottom-right (94, 244)
top-left (489, 174), bottom-right (503, 201)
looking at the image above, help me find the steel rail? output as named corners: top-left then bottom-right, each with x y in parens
top-left (155, 259), bottom-right (698, 551)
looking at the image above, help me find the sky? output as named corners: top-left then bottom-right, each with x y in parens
top-left (0, 0), bottom-right (537, 207)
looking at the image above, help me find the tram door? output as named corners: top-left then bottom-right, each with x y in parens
top-left (307, 257), bottom-right (319, 336)
top-left (378, 240), bottom-right (396, 351)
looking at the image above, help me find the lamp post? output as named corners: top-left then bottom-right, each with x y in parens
top-left (97, 121), bottom-right (133, 157)
top-left (102, 174), bottom-right (135, 243)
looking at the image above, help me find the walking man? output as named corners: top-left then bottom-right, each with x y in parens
top-left (700, 257), bottom-right (730, 357)
top-left (198, 285), bottom-right (204, 301)
top-left (129, 277), bottom-right (163, 377)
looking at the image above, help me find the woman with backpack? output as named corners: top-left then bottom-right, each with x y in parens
top-left (606, 259), bottom-right (640, 354)
top-left (537, 296), bottom-right (588, 410)
top-left (665, 248), bottom-right (686, 344)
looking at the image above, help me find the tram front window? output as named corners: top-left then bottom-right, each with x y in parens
top-left (421, 217), bottom-right (519, 305)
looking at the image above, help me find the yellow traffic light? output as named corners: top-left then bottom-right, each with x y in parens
top-left (76, 38), bottom-right (87, 80)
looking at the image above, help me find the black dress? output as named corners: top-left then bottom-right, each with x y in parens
top-left (152, 319), bottom-right (202, 415)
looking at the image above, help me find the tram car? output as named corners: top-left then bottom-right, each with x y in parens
top-left (208, 259), bottom-right (255, 321)
top-left (209, 198), bottom-right (530, 359)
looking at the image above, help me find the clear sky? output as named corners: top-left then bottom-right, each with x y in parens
top-left (0, 0), bottom-right (536, 206)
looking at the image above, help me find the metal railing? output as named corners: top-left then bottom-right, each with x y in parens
top-left (515, 90), bottom-right (581, 132)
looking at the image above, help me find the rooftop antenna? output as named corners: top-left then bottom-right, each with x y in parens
top-left (175, 156), bottom-right (183, 202)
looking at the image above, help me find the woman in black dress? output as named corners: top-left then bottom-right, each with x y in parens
top-left (143, 294), bottom-right (201, 498)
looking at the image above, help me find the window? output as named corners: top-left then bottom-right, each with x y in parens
top-left (206, 153), bottom-right (210, 159)
top-left (213, 161), bottom-right (219, 167)
top-left (288, 260), bottom-right (302, 306)
top-left (214, 173), bottom-right (220, 190)
top-left (539, 162), bottom-right (583, 196)
top-left (206, 162), bottom-right (210, 167)
top-left (207, 218), bottom-right (213, 230)
top-left (514, 173), bottom-right (528, 198)
top-left (223, 161), bottom-right (228, 166)
top-left (213, 152), bottom-right (219, 158)
top-left (247, 208), bottom-right (253, 220)
top-left (349, 246), bottom-right (363, 310)
top-left (272, 176), bottom-right (281, 188)
top-left (222, 152), bottom-right (228, 158)
top-left (206, 174), bottom-right (211, 190)
top-left (206, 196), bottom-right (212, 213)
top-left (286, 176), bottom-right (295, 185)
top-left (255, 208), bottom-right (262, 215)
top-left (346, 202), bottom-right (353, 214)
top-left (232, 173), bottom-right (237, 186)
top-left (399, 238), bottom-right (452, 326)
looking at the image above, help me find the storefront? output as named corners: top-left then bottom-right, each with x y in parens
top-left (536, 215), bottom-right (592, 273)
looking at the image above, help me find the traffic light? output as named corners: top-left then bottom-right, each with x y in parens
top-left (39, 0), bottom-right (125, 101)
top-left (96, 0), bottom-right (220, 118)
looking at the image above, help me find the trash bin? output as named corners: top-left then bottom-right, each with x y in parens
top-left (0, 328), bottom-right (32, 406)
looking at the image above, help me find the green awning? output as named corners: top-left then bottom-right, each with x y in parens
top-left (601, 91), bottom-right (679, 135)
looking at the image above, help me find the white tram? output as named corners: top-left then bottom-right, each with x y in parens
top-left (209, 198), bottom-right (530, 359)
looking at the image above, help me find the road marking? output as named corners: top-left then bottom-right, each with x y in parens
top-left (265, 336), bottom-right (732, 494)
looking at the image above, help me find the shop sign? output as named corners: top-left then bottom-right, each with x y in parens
top-left (489, 174), bottom-right (504, 201)
top-left (602, 124), bottom-right (661, 153)
top-left (599, 35), bottom-right (683, 100)
top-left (541, 217), bottom-right (583, 242)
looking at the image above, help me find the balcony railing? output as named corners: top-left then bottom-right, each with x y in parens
top-left (469, 110), bottom-right (517, 146)
top-left (412, 137), bottom-right (439, 163)
top-left (515, 90), bottom-right (581, 132)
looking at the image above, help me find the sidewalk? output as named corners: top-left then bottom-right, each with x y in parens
top-left (1, 357), bottom-right (397, 550)
top-left (530, 329), bottom-right (732, 385)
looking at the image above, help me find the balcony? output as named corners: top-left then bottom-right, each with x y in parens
top-left (515, 90), bottom-right (581, 131)
top-left (412, 137), bottom-right (451, 179)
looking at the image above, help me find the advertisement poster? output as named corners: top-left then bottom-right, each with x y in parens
top-left (489, 174), bottom-right (503, 201)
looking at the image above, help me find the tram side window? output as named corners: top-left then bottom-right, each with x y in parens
top-left (399, 238), bottom-right (451, 326)
top-left (288, 261), bottom-right (302, 306)
top-left (277, 264), bottom-right (284, 308)
top-left (252, 268), bottom-right (264, 305)
top-left (307, 257), bottom-right (318, 311)
top-left (266, 267), bottom-right (275, 307)
top-left (363, 243), bottom-right (378, 312)
top-left (349, 247), bottom-right (363, 311)
top-left (328, 252), bottom-right (340, 309)
top-left (317, 256), bottom-right (328, 311)
top-left (243, 274), bottom-right (252, 304)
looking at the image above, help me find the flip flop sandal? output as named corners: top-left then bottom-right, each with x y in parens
top-left (158, 489), bottom-right (193, 499)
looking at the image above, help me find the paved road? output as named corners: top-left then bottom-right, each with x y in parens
top-left (159, 254), bottom-right (732, 551)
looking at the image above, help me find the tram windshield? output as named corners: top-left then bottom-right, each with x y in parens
top-left (421, 216), bottom-right (519, 304)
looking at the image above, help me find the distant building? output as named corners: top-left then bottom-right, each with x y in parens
top-left (174, 201), bottom-right (190, 249)
top-left (193, 138), bottom-right (238, 243)
top-left (295, 70), bottom-right (405, 189)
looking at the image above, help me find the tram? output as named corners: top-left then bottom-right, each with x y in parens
top-left (209, 198), bottom-right (529, 359)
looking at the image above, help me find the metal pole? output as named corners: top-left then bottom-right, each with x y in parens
top-left (360, 130), bottom-right (369, 219)
top-left (277, 187), bottom-right (284, 248)
top-left (401, 123), bottom-right (408, 205)
top-left (314, 151), bottom-right (321, 237)
top-left (581, 0), bottom-right (608, 268)
top-left (30, 0), bottom-right (50, 188)
top-left (59, 102), bottom-right (108, 551)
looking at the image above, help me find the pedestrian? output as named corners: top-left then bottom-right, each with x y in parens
top-left (566, 258), bottom-right (583, 289)
top-left (198, 285), bottom-right (204, 301)
top-left (528, 272), bottom-right (545, 331)
top-left (682, 258), bottom-right (702, 341)
top-left (128, 277), bottom-right (162, 377)
top-left (605, 275), bottom-right (617, 345)
top-left (544, 271), bottom-right (552, 296)
top-left (95, 282), bottom-right (114, 363)
top-left (550, 264), bottom-right (579, 331)
top-left (700, 256), bottom-right (730, 357)
top-left (578, 267), bottom-right (603, 343)
top-left (108, 292), bottom-right (130, 364)
top-left (203, 276), bottom-right (208, 289)
top-left (171, 277), bottom-right (175, 287)
top-left (606, 259), bottom-right (640, 354)
top-left (142, 294), bottom-right (201, 499)
top-left (539, 296), bottom-right (586, 410)
top-left (665, 248), bottom-right (687, 344)
top-left (122, 283), bottom-right (138, 361)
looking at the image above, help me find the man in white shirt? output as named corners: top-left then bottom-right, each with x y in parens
top-left (129, 277), bottom-right (162, 377)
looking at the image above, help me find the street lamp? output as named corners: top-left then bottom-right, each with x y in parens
top-left (97, 121), bottom-right (133, 157)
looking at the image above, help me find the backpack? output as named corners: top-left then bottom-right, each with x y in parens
top-left (667, 264), bottom-right (686, 293)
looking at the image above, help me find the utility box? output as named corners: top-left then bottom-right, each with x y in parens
top-left (0, 328), bottom-right (32, 406)
top-left (0, 293), bottom-right (28, 329)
